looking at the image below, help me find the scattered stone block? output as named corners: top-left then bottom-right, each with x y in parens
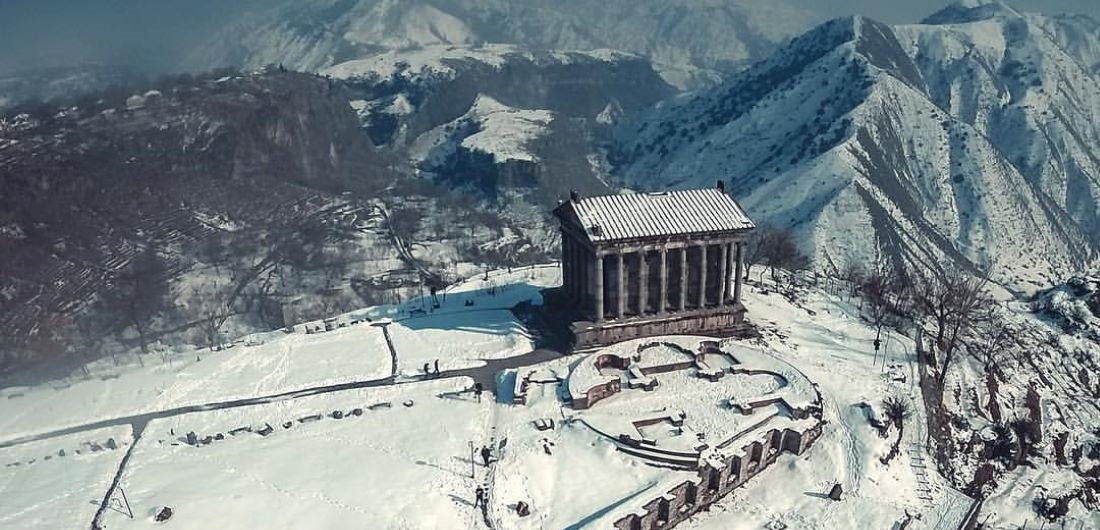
top-left (402, 400), bottom-right (415, 407)
top-left (228, 427), bottom-right (252, 436)
top-left (298, 414), bottom-right (323, 424)
top-left (257, 423), bottom-right (275, 436)
top-left (828, 483), bottom-right (843, 501)
top-left (368, 402), bottom-right (392, 410)
top-left (282, 421), bottom-right (293, 429)
top-left (331, 410), bottom-right (344, 419)
top-left (105, 438), bottom-right (118, 450)
top-left (186, 432), bottom-right (198, 445)
top-left (214, 433), bottom-right (225, 441)
top-left (351, 408), bottom-right (363, 416)
top-left (155, 506), bottom-right (174, 522)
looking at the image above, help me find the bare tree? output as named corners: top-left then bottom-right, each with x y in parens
top-left (861, 265), bottom-right (908, 343)
top-left (880, 395), bottom-right (912, 464)
top-left (913, 268), bottom-right (992, 387)
top-left (968, 307), bottom-right (1015, 376)
top-left (742, 228), bottom-right (768, 282)
top-left (840, 261), bottom-right (865, 301)
top-left (201, 311), bottom-right (223, 351)
top-left (744, 226), bottom-right (809, 286)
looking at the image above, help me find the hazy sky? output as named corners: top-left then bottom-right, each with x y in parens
top-left (1, 0), bottom-right (1098, 76)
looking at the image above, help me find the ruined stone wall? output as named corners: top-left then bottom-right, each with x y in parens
top-left (612, 421), bottom-right (824, 530)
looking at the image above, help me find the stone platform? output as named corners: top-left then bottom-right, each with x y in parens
top-left (571, 304), bottom-right (753, 348)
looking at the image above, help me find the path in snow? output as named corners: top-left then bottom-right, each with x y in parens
top-left (379, 323), bottom-right (399, 378)
top-left (90, 421), bottom-right (146, 530)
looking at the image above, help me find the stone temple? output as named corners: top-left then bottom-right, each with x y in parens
top-left (554, 182), bottom-right (755, 347)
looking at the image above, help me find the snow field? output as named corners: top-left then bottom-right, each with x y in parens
top-left (0, 323), bottom-right (393, 442)
top-left (0, 265), bottom-right (1007, 529)
top-left (103, 379), bottom-right (489, 530)
top-left (0, 425), bottom-right (132, 530)
top-left (389, 309), bottom-right (534, 376)
top-left (485, 358), bottom-right (675, 530)
top-left (677, 281), bottom-right (954, 529)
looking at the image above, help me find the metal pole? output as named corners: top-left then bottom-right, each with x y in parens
top-left (118, 486), bottom-right (134, 519)
top-left (469, 441), bottom-right (475, 479)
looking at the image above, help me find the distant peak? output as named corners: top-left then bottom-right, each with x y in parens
top-left (922, 0), bottom-right (1021, 25)
top-left (958, 0), bottom-right (997, 7)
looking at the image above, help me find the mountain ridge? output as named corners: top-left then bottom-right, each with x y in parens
top-left (182, 0), bottom-right (820, 89)
top-left (612, 13), bottom-right (1100, 288)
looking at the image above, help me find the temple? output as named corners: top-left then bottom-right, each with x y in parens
top-left (554, 182), bottom-right (755, 347)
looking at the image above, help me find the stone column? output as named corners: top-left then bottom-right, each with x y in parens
top-left (567, 238), bottom-right (575, 299)
top-left (719, 242), bottom-right (729, 305)
top-left (595, 252), bottom-right (604, 321)
top-left (574, 242), bottom-right (584, 302)
top-left (561, 236), bottom-right (571, 298)
top-left (617, 251), bottom-right (626, 319)
top-left (578, 246), bottom-right (588, 309)
top-left (734, 242), bottom-right (745, 305)
top-left (638, 250), bottom-right (648, 316)
top-left (698, 243), bottom-right (708, 308)
top-left (658, 247), bottom-right (668, 314)
top-left (678, 247), bottom-right (687, 311)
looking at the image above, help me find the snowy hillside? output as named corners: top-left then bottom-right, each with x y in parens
top-left (613, 5), bottom-right (1100, 288)
top-left (183, 0), bottom-right (820, 89)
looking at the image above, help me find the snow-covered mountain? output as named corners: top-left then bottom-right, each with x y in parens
top-left (183, 0), bottom-right (819, 88)
top-left (613, 2), bottom-right (1100, 288)
top-left (327, 44), bottom-right (673, 203)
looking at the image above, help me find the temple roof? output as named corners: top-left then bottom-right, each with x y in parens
top-left (555, 188), bottom-right (755, 243)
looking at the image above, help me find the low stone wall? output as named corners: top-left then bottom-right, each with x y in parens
top-left (613, 421), bottom-right (824, 530)
top-left (573, 379), bottom-right (621, 409)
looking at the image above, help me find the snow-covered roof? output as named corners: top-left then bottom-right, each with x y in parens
top-left (557, 188), bottom-right (754, 243)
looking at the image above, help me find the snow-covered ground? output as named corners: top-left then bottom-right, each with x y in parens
top-left (0, 425), bottom-right (132, 530)
top-left (0, 324), bottom-right (392, 442)
top-left (102, 379), bottom-right (489, 529)
top-left (366, 265), bottom-right (552, 376)
top-left (0, 265), bottom-right (1012, 529)
top-left (0, 266), bottom-right (558, 445)
top-left (354, 264), bottom-right (559, 322)
top-left (389, 310), bottom-right (533, 375)
top-left (676, 280), bottom-right (946, 529)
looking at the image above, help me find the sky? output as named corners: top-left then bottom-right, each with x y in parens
top-left (0, 0), bottom-right (1098, 76)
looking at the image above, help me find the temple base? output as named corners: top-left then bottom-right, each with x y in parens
top-left (571, 305), bottom-right (754, 349)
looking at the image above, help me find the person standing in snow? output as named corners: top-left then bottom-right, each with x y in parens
top-left (423, 362), bottom-right (431, 375)
top-left (474, 486), bottom-right (485, 508)
top-left (473, 382), bottom-right (483, 402)
top-left (481, 445), bottom-right (492, 467)
top-left (434, 359), bottom-right (440, 375)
